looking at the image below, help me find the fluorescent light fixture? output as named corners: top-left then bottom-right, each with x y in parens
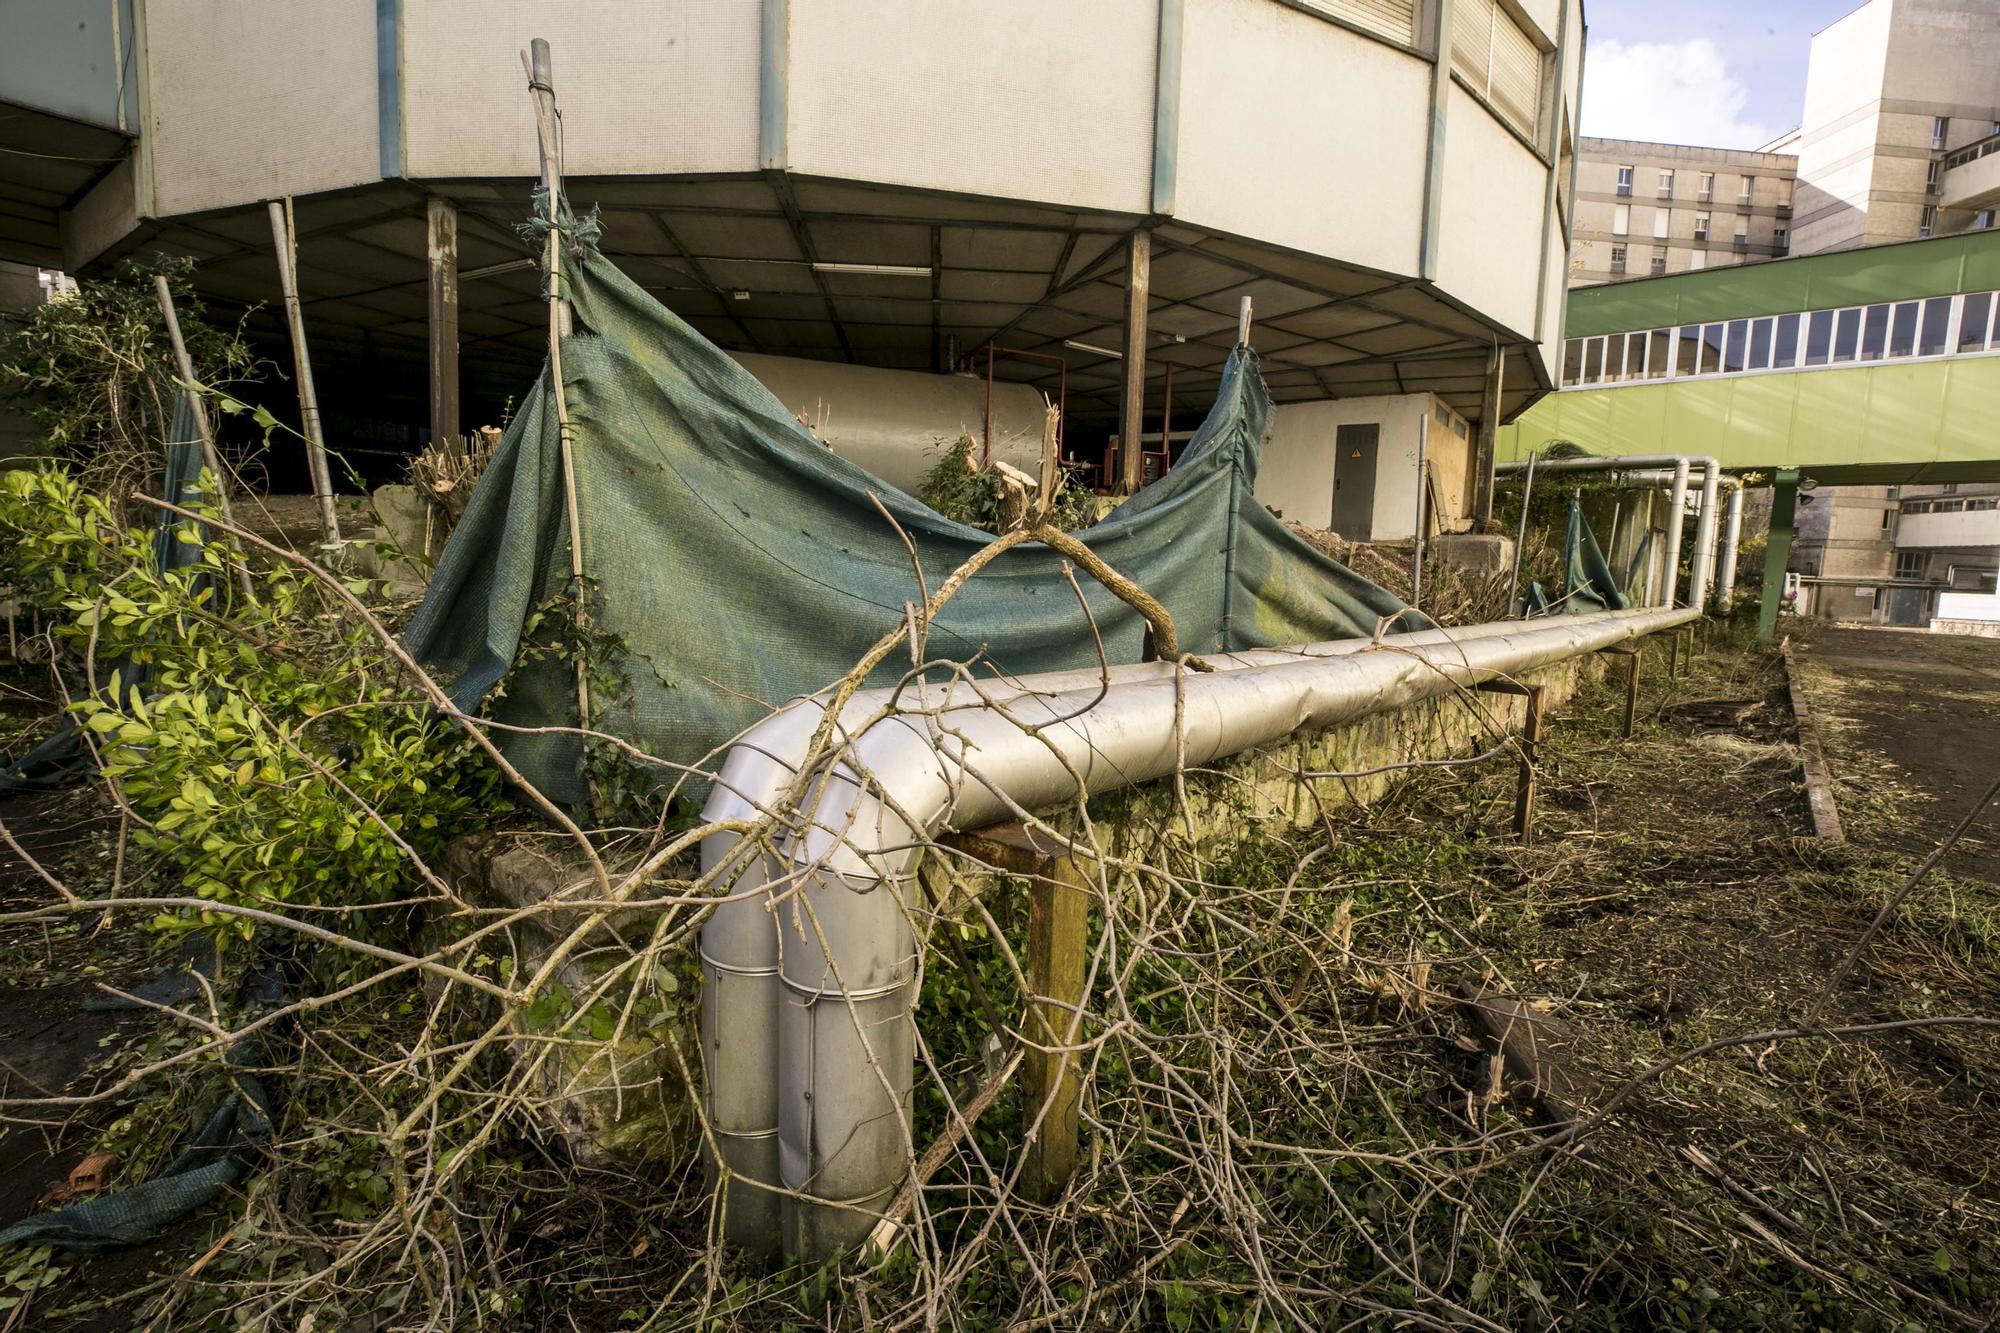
top-left (1063, 339), bottom-right (1122, 359)
top-left (461, 257), bottom-right (538, 281)
top-left (810, 262), bottom-right (933, 277)
top-left (731, 289), bottom-right (751, 300)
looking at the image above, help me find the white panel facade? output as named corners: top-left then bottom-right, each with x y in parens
top-left (1435, 84), bottom-right (1545, 335)
top-left (1177, 0), bottom-right (1428, 275)
top-left (786, 0), bottom-right (1156, 214)
top-left (144, 0), bottom-right (378, 216)
top-left (402, 0), bottom-right (761, 179)
top-left (1256, 393), bottom-right (1455, 537)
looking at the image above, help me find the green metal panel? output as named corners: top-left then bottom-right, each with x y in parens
top-left (1564, 231), bottom-right (2000, 339)
top-left (1499, 355), bottom-right (2000, 483)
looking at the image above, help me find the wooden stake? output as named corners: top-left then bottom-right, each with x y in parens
top-left (1116, 231), bottom-right (1151, 495)
top-left (265, 199), bottom-right (341, 544)
top-left (153, 274), bottom-right (258, 607)
top-left (426, 196), bottom-right (461, 467)
top-left (524, 38), bottom-right (591, 733)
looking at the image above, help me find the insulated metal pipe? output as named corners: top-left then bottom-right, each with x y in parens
top-left (702, 606), bottom-right (1697, 1259)
top-left (1716, 483), bottom-right (1746, 612)
top-left (1690, 462), bottom-right (1722, 611)
top-left (693, 611), bottom-right (1633, 1250)
top-left (1496, 454), bottom-right (1718, 609)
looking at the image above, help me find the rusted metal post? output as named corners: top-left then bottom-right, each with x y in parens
top-left (1597, 644), bottom-right (1641, 739)
top-left (1478, 679), bottom-right (1545, 844)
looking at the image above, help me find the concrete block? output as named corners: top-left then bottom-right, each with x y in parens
top-left (1431, 532), bottom-right (1515, 578)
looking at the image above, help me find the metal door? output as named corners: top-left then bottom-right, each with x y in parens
top-left (1331, 423), bottom-right (1378, 540)
top-left (1886, 586), bottom-right (1927, 627)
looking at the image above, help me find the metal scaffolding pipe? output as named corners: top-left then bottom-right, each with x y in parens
top-left (1496, 454), bottom-right (1722, 609)
top-left (698, 606), bottom-right (1697, 1259)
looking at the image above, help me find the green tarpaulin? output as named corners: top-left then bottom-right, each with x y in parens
top-left (405, 211), bottom-right (1415, 804)
top-left (1524, 499), bottom-right (1631, 616)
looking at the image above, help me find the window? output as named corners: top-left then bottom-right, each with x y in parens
top-left (1933, 116), bottom-right (1949, 150)
top-left (1748, 317), bottom-right (1774, 369)
top-left (1919, 297), bottom-right (1952, 355)
top-left (1723, 319), bottom-right (1748, 372)
top-left (1773, 313), bottom-right (1801, 366)
top-left (1676, 325), bottom-right (1702, 375)
top-left (1651, 248), bottom-right (1668, 276)
top-left (1644, 328), bottom-right (1670, 376)
top-left (1613, 204), bottom-right (1630, 235)
top-left (1653, 209), bottom-right (1670, 239)
top-left (1776, 179), bottom-right (1793, 212)
top-left (1733, 225), bottom-right (1749, 249)
top-left (1582, 337), bottom-right (1604, 382)
top-left (1453, 0), bottom-right (1548, 140)
top-left (1896, 551), bottom-right (1926, 581)
top-left (1622, 331), bottom-right (1649, 379)
top-left (1700, 322), bottom-right (1726, 373)
top-left (1979, 209), bottom-right (1996, 231)
top-left (1927, 159), bottom-right (1943, 193)
top-left (1614, 165), bottom-right (1633, 195)
top-left (1942, 483), bottom-right (1959, 494)
top-left (1833, 308), bottom-right (1861, 362)
top-left (1738, 174), bottom-right (1755, 204)
top-left (1804, 310), bottom-right (1834, 365)
top-left (1300, 0), bottom-right (1418, 44)
top-left (1658, 168), bottom-right (1675, 197)
top-left (1961, 292), bottom-right (1994, 353)
top-left (1881, 511), bottom-right (1894, 533)
top-left (1860, 304), bottom-right (1890, 360)
top-left (1920, 204), bottom-right (1937, 238)
top-left (1689, 249), bottom-right (1707, 271)
top-left (1890, 301), bottom-right (1920, 357)
top-left (1773, 226), bottom-right (1789, 253)
top-left (1693, 211), bottom-right (1711, 241)
top-left (1698, 171), bottom-right (1715, 202)
top-left (1562, 338), bottom-right (1583, 385)
top-left (1610, 243), bottom-right (1628, 274)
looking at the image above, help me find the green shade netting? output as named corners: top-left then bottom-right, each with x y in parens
top-left (1524, 499), bottom-right (1632, 616)
top-left (404, 214), bottom-right (1416, 804)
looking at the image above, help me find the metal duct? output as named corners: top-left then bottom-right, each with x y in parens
top-left (699, 606), bottom-right (1698, 1259)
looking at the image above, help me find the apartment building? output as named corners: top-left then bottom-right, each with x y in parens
top-left (1572, 139), bottom-right (1798, 286)
top-left (1794, 0), bottom-right (2000, 253)
top-left (1792, 481), bottom-right (2000, 624)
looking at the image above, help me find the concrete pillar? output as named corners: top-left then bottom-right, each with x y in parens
top-left (1471, 343), bottom-right (1503, 529)
top-left (426, 197), bottom-right (460, 452)
top-left (1117, 230), bottom-right (1151, 495)
top-left (1757, 469), bottom-right (1799, 646)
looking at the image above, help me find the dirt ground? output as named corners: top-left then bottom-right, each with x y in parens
top-left (1798, 625), bottom-right (2000, 884)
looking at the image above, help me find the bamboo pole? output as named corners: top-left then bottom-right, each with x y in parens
top-left (523, 38), bottom-right (592, 734)
top-left (266, 198), bottom-right (342, 544)
top-left (153, 274), bottom-right (258, 607)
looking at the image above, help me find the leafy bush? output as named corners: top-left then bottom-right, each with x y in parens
top-left (0, 466), bottom-right (500, 937)
top-left (0, 257), bottom-right (256, 522)
top-left (918, 434), bottom-right (1101, 533)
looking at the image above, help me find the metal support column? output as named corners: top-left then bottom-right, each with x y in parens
top-left (1472, 342), bottom-right (1503, 529)
top-left (1478, 679), bottom-right (1545, 844)
top-left (1117, 230), bottom-right (1152, 495)
top-left (1757, 469), bottom-right (1799, 646)
top-left (427, 196), bottom-right (460, 454)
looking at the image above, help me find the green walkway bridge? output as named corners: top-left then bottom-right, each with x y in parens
top-left (1498, 230), bottom-right (2000, 639)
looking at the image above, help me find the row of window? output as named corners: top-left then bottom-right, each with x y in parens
top-left (1606, 243), bottom-right (1774, 277)
top-left (1613, 166), bottom-right (1792, 209)
top-left (1901, 497), bottom-right (1999, 514)
top-left (1607, 204), bottom-right (1787, 247)
top-left (1561, 291), bottom-right (2000, 387)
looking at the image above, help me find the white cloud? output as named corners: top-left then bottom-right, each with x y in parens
top-left (1581, 38), bottom-right (1785, 150)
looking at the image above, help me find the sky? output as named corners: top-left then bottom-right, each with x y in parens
top-left (1579, 0), bottom-right (1869, 149)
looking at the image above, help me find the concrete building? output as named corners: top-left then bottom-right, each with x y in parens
top-left (1793, 0), bottom-right (2000, 253)
top-left (0, 0), bottom-right (1588, 544)
top-left (1572, 139), bottom-right (1798, 287)
top-left (1791, 481), bottom-right (2000, 624)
